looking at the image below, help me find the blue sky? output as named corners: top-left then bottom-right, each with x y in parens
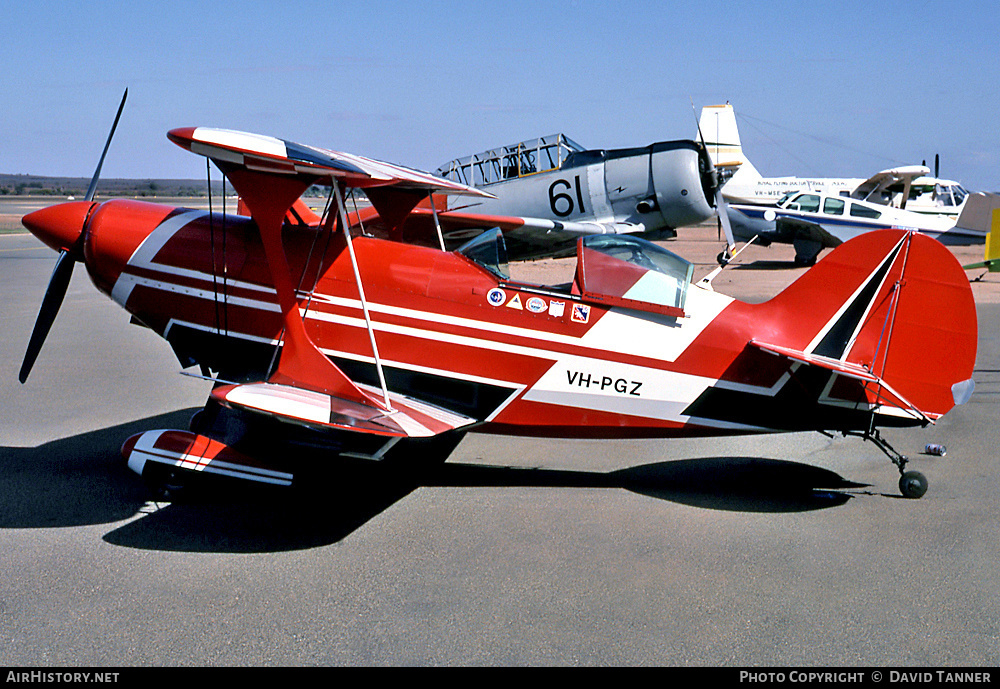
top-left (2, 0), bottom-right (998, 191)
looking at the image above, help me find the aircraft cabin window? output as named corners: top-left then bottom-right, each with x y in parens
top-left (456, 228), bottom-right (510, 280)
top-left (849, 203), bottom-right (882, 219)
top-left (823, 198), bottom-right (845, 215)
top-left (791, 194), bottom-right (820, 213)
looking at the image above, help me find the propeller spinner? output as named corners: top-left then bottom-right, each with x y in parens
top-left (18, 88), bottom-right (127, 384)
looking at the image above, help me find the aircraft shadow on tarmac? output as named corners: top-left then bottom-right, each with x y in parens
top-left (0, 410), bottom-right (864, 554)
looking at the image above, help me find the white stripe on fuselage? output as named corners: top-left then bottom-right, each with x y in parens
top-left (112, 209), bottom-right (207, 306)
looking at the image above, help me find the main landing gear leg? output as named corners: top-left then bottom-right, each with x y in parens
top-left (862, 428), bottom-right (928, 499)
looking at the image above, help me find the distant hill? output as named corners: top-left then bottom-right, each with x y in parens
top-left (0, 174), bottom-right (221, 198)
top-left (0, 174), bottom-right (337, 199)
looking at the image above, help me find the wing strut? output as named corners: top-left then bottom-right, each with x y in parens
top-left (333, 182), bottom-right (393, 410)
top-left (428, 191), bottom-right (446, 251)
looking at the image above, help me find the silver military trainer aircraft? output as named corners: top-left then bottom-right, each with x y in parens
top-left (434, 133), bottom-right (727, 260)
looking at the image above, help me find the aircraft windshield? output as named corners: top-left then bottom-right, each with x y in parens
top-left (580, 235), bottom-right (694, 313)
top-left (936, 183), bottom-right (969, 206)
top-left (456, 228), bottom-right (510, 279)
top-left (776, 191), bottom-right (798, 207)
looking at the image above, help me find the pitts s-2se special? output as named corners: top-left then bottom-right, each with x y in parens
top-left (20, 110), bottom-right (978, 500)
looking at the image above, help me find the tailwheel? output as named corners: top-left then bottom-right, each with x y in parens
top-left (899, 471), bottom-right (928, 499)
top-left (848, 427), bottom-right (929, 499)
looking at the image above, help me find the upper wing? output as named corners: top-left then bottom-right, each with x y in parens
top-left (168, 127), bottom-right (493, 198)
top-left (852, 165), bottom-right (929, 202)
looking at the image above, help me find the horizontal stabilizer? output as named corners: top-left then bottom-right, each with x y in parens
top-left (122, 430), bottom-right (294, 487)
top-left (749, 339), bottom-right (930, 423)
top-left (750, 340), bottom-right (879, 382)
top-left (212, 382), bottom-right (477, 438)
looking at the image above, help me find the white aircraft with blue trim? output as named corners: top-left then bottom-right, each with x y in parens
top-left (726, 187), bottom-right (997, 265)
top-left (699, 103), bottom-right (972, 220)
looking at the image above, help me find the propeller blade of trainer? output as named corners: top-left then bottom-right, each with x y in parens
top-left (716, 188), bottom-right (736, 251)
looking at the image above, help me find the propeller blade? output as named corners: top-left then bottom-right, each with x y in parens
top-left (691, 98), bottom-right (735, 253)
top-left (716, 188), bottom-right (737, 253)
top-left (85, 88), bottom-right (128, 202)
top-left (19, 250), bottom-right (75, 384)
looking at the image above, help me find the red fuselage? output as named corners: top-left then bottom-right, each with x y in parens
top-left (54, 198), bottom-right (974, 439)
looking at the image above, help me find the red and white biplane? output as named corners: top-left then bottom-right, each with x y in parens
top-left (20, 95), bottom-right (978, 499)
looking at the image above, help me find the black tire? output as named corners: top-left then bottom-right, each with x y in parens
top-left (143, 464), bottom-right (189, 502)
top-left (899, 470), bottom-right (928, 499)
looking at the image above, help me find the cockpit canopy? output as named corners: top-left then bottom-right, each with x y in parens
top-left (456, 228), bottom-right (510, 279)
top-left (436, 134), bottom-right (586, 187)
top-left (457, 229), bottom-right (693, 316)
top-left (577, 235), bottom-right (694, 315)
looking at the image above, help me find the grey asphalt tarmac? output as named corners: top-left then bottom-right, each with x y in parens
top-left (1, 224), bottom-right (998, 667)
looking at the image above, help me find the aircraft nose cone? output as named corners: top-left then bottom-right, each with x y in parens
top-left (21, 201), bottom-right (92, 254)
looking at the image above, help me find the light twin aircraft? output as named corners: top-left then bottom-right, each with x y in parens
top-left (18, 94), bottom-right (978, 502)
top-left (699, 103), bottom-right (972, 219)
top-left (726, 187), bottom-right (996, 266)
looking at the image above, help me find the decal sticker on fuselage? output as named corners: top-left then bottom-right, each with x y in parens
top-left (571, 303), bottom-right (591, 323)
top-left (487, 288), bottom-right (506, 306)
top-left (526, 296), bottom-right (547, 313)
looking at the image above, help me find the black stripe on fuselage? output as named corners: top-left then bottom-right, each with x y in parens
top-left (164, 323), bottom-right (516, 422)
top-left (682, 366), bottom-right (916, 432)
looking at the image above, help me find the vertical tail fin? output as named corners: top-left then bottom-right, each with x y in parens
top-left (698, 103), bottom-right (761, 183)
top-left (961, 201), bottom-right (1000, 272)
top-left (762, 229), bottom-right (977, 420)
